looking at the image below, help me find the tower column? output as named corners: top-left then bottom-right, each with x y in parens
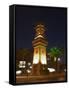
top-left (32, 23), bottom-right (48, 75)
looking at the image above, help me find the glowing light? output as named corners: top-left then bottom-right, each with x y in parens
top-left (64, 69), bottom-right (66, 72)
top-left (19, 61), bottom-right (26, 64)
top-left (19, 61), bottom-right (26, 68)
top-left (27, 69), bottom-right (31, 73)
top-left (20, 61), bottom-right (23, 64)
top-left (33, 48), bottom-right (47, 64)
top-left (19, 65), bottom-right (26, 68)
top-left (40, 48), bottom-right (47, 64)
top-left (48, 68), bottom-right (55, 72)
top-left (16, 70), bottom-right (22, 75)
top-left (28, 62), bottom-right (31, 66)
top-left (33, 54), bottom-right (39, 64)
top-left (23, 61), bottom-right (26, 64)
top-left (33, 48), bottom-right (39, 64)
top-left (54, 57), bottom-right (57, 62)
top-left (41, 54), bottom-right (47, 64)
top-left (34, 35), bottom-right (43, 39)
top-left (58, 58), bottom-right (61, 61)
top-left (29, 66), bottom-right (32, 69)
top-left (22, 65), bottom-right (26, 68)
top-left (19, 65), bottom-right (23, 68)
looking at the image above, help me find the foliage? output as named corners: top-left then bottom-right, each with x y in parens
top-left (49, 47), bottom-right (62, 58)
top-left (16, 48), bottom-right (33, 71)
top-left (16, 48), bottom-right (33, 62)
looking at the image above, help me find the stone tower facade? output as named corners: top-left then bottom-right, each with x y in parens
top-left (32, 23), bottom-right (48, 75)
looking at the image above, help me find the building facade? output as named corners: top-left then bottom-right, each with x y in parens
top-left (32, 23), bottom-right (48, 75)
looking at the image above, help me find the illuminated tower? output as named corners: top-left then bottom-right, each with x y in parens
top-left (32, 23), bottom-right (48, 75)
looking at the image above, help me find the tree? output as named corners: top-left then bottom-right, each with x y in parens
top-left (49, 47), bottom-right (62, 60)
top-left (16, 48), bottom-right (33, 72)
top-left (49, 47), bottom-right (62, 72)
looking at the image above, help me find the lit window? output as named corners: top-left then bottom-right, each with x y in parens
top-left (22, 65), bottom-right (26, 68)
top-left (19, 61), bottom-right (26, 68)
top-left (20, 61), bottom-right (23, 64)
top-left (19, 65), bottom-right (23, 68)
top-left (20, 61), bottom-right (26, 64)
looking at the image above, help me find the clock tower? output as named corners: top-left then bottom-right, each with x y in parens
top-left (32, 23), bottom-right (48, 75)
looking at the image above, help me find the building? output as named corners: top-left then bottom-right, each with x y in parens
top-left (32, 23), bottom-right (48, 75)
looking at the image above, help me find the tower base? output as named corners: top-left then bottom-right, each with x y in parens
top-left (32, 63), bottom-right (49, 76)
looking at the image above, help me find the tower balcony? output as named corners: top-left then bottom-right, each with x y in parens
top-left (32, 38), bottom-right (48, 47)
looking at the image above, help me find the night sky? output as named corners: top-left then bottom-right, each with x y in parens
top-left (15, 5), bottom-right (67, 50)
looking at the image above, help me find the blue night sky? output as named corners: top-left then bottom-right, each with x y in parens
top-left (15, 5), bottom-right (67, 50)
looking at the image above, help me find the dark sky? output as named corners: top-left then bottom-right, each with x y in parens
top-left (15, 5), bottom-right (67, 50)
